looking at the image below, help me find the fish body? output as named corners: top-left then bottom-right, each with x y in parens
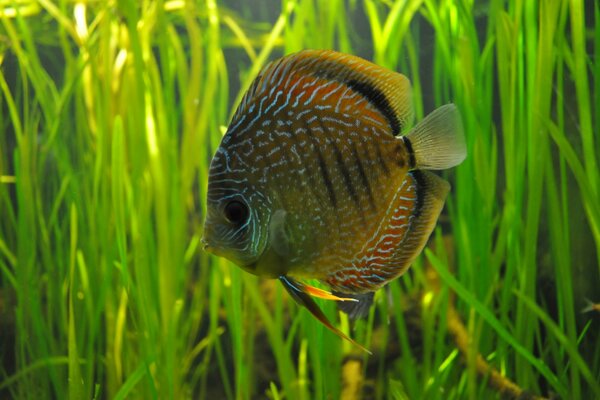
top-left (203, 50), bottom-right (466, 350)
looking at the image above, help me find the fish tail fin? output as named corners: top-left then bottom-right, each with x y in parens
top-left (403, 103), bottom-right (466, 170)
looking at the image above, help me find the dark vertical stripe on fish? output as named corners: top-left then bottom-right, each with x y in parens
top-left (311, 64), bottom-right (403, 136)
top-left (331, 138), bottom-right (360, 208)
top-left (394, 143), bottom-right (406, 168)
top-left (289, 129), bottom-right (326, 205)
top-left (410, 170), bottom-right (426, 217)
top-left (346, 79), bottom-right (402, 135)
top-left (318, 118), bottom-right (361, 209)
top-left (374, 142), bottom-right (390, 177)
top-left (316, 145), bottom-right (337, 207)
top-left (402, 136), bottom-right (416, 169)
top-left (304, 125), bottom-right (337, 207)
top-left (351, 143), bottom-right (376, 210)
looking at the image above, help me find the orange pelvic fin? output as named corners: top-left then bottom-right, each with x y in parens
top-left (301, 282), bottom-right (359, 302)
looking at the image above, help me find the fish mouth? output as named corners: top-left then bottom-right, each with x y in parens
top-left (201, 237), bottom-right (257, 270)
top-left (202, 241), bottom-right (228, 259)
top-left (200, 229), bottom-right (265, 276)
top-left (201, 237), bottom-right (215, 254)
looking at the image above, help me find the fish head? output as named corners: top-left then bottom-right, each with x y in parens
top-left (202, 148), bottom-right (272, 273)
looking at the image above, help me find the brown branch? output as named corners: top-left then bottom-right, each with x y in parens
top-left (446, 305), bottom-right (546, 400)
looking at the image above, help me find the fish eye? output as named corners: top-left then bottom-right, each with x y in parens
top-left (223, 200), bottom-right (249, 225)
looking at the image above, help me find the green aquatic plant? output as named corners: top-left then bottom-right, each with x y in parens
top-left (0, 0), bottom-right (598, 399)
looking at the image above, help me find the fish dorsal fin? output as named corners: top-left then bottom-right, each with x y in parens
top-left (232, 50), bottom-right (414, 136)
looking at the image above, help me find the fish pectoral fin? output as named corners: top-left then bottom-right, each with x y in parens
top-left (279, 276), bottom-right (371, 354)
top-left (269, 209), bottom-right (291, 257)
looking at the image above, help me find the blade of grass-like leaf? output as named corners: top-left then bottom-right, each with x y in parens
top-left (113, 360), bottom-right (155, 400)
top-left (68, 204), bottom-right (85, 399)
top-left (568, 0), bottom-right (598, 198)
top-left (376, 0), bottom-right (423, 66)
top-left (544, 148), bottom-right (581, 397)
top-left (0, 58), bottom-right (24, 143)
top-left (363, 0), bottom-right (383, 48)
top-left (0, 258), bottom-right (16, 289)
top-left (111, 117), bottom-right (129, 286)
top-left (388, 282), bottom-right (419, 395)
top-left (36, 0), bottom-right (79, 43)
top-left (513, 291), bottom-right (600, 398)
top-left (220, 264), bottom-right (247, 399)
top-left (242, 273), bottom-right (303, 399)
top-left (230, 0), bottom-right (296, 117)
top-left (222, 14), bottom-right (258, 62)
top-left (400, 29), bottom-right (423, 120)
top-left (270, 381), bottom-right (282, 400)
top-left (7, 12), bottom-right (59, 121)
top-left (547, 122), bottom-right (600, 255)
top-left (180, 0), bottom-right (219, 198)
top-left (596, 4), bottom-right (600, 133)
top-left (0, 236), bottom-right (16, 272)
top-left (208, 268), bottom-right (233, 400)
top-left (0, 357), bottom-right (70, 392)
top-left (425, 249), bottom-right (567, 398)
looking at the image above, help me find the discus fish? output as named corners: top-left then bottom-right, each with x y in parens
top-left (202, 50), bottom-right (466, 352)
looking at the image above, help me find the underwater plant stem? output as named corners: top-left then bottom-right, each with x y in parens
top-left (445, 306), bottom-right (546, 400)
top-left (426, 260), bottom-right (547, 400)
top-left (340, 358), bottom-right (364, 400)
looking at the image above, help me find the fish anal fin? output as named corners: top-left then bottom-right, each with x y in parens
top-left (363, 169), bottom-right (449, 280)
top-left (326, 172), bottom-right (419, 293)
top-left (326, 170), bottom-right (448, 293)
top-left (279, 276), bottom-right (372, 354)
top-left (333, 291), bottom-right (375, 320)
